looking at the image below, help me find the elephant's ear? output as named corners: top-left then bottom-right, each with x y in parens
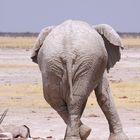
top-left (31, 26), bottom-right (54, 63)
top-left (93, 24), bottom-right (123, 72)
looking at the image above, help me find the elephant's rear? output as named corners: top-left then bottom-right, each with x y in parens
top-left (31, 20), bottom-right (126, 140)
top-left (38, 20), bottom-right (108, 101)
top-left (38, 21), bottom-right (107, 76)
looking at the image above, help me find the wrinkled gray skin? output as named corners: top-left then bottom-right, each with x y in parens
top-left (31, 20), bottom-right (128, 140)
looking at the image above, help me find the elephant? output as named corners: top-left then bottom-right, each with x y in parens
top-left (31, 20), bottom-right (128, 140)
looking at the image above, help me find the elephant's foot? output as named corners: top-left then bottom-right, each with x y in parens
top-left (80, 124), bottom-right (91, 140)
top-left (108, 132), bottom-right (129, 140)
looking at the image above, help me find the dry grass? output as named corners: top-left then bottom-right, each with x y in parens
top-left (122, 37), bottom-right (140, 47)
top-left (87, 81), bottom-right (140, 107)
top-left (0, 64), bottom-right (36, 68)
top-left (0, 83), bottom-right (48, 108)
top-left (0, 36), bottom-right (140, 49)
top-left (111, 81), bottom-right (140, 107)
top-left (0, 36), bottom-right (36, 49)
top-left (0, 81), bottom-right (140, 108)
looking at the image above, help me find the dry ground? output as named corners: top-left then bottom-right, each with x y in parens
top-left (0, 37), bottom-right (140, 139)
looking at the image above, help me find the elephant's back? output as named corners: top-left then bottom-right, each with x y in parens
top-left (38, 20), bottom-right (108, 72)
top-left (42, 20), bottom-right (106, 56)
top-left (61, 20), bottom-right (107, 61)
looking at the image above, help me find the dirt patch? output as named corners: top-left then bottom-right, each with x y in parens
top-left (0, 107), bottom-right (140, 140)
top-left (0, 47), bottom-right (140, 84)
top-left (109, 47), bottom-right (140, 82)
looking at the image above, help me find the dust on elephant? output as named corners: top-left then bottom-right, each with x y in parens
top-left (31, 20), bottom-right (128, 140)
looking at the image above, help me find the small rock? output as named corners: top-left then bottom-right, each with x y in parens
top-left (87, 113), bottom-right (99, 118)
top-left (31, 110), bottom-right (36, 113)
top-left (46, 136), bottom-right (53, 138)
top-left (119, 96), bottom-right (128, 99)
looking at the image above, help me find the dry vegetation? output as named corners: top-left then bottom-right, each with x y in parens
top-left (0, 35), bottom-right (140, 49)
top-left (0, 36), bottom-right (36, 48)
top-left (0, 34), bottom-right (140, 109)
top-left (0, 83), bottom-right (47, 108)
top-left (122, 37), bottom-right (140, 47)
top-left (0, 81), bottom-right (140, 108)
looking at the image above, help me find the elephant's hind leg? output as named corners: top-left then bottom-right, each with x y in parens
top-left (65, 76), bottom-right (93, 140)
top-left (42, 73), bottom-right (91, 140)
top-left (95, 71), bottom-right (128, 140)
top-left (55, 103), bottom-right (91, 140)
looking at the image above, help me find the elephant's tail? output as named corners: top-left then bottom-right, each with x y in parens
top-left (66, 59), bottom-right (73, 101)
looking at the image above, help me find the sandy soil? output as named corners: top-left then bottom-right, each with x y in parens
top-left (1, 107), bottom-right (140, 140)
top-left (0, 47), bottom-right (140, 139)
top-left (0, 47), bottom-right (140, 84)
